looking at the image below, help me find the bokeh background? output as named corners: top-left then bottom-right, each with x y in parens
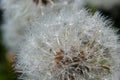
top-left (0, 8), bottom-right (18, 80)
top-left (0, 2), bottom-right (120, 80)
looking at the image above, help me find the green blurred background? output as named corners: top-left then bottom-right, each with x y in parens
top-left (0, 9), bottom-right (18, 80)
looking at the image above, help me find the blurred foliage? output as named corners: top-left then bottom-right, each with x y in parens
top-left (0, 10), bottom-right (17, 80)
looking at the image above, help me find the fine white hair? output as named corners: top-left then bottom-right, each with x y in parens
top-left (1, 0), bottom-right (84, 51)
top-left (1, 0), bottom-right (120, 80)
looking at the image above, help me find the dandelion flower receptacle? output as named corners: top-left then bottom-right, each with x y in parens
top-left (1, 0), bottom-right (120, 80)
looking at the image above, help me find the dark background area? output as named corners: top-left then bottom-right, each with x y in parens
top-left (86, 4), bottom-right (120, 34)
top-left (99, 5), bottom-right (120, 34)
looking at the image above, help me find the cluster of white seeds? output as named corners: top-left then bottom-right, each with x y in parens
top-left (1, 0), bottom-right (120, 80)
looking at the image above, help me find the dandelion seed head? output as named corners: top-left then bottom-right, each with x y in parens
top-left (1, 0), bottom-right (84, 51)
top-left (16, 8), bottom-right (120, 80)
top-left (1, 0), bottom-right (120, 80)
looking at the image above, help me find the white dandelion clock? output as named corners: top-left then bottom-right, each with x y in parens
top-left (1, 0), bottom-right (46, 50)
top-left (1, 0), bottom-right (120, 80)
top-left (15, 4), bottom-right (120, 80)
top-left (1, 0), bottom-right (84, 51)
